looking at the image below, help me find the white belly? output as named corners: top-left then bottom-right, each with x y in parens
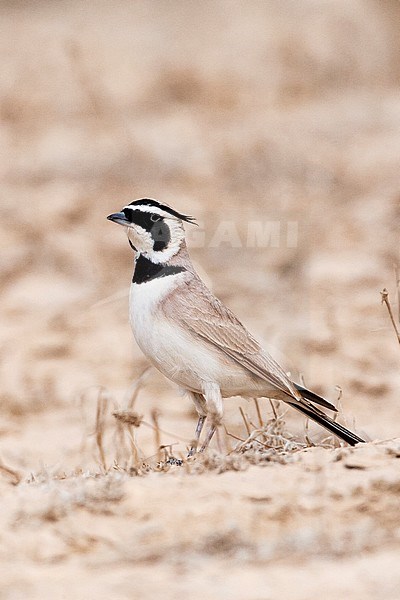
top-left (129, 276), bottom-right (266, 396)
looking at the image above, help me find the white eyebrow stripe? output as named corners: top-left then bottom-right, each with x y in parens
top-left (122, 205), bottom-right (179, 219)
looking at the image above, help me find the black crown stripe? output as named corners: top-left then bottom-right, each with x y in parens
top-left (128, 198), bottom-right (196, 224)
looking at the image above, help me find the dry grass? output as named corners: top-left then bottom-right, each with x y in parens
top-left (381, 276), bottom-right (400, 345)
top-left (1, 1), bottom-right (400, 598)
top-left (70, 369), bottom-right (364, 479)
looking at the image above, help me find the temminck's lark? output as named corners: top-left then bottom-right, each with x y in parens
top-left (108, 199), bottom-right (365, 455)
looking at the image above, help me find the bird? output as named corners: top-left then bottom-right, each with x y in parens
top-left (107, 198), bottom-right (365, 455)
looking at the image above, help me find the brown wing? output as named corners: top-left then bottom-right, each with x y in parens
top-left (163, 276), bottom-right (303, 402)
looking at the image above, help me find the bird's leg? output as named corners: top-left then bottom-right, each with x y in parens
top-left (199, 422), bottom-right (217, 452)
top-left (187, 392), bottom-right (207, 457)
top-left (199, 383), bottom-right (223, 453)
top-left (187, 415), bottom-right (206, 457)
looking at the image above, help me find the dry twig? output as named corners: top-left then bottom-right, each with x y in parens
top-left (380, 288), bottom-right (400, 344)
top-left (151, 409), bottom-right (162, 462)
top-left (95, 388), bottom-right (109, 471)
top-left (0, 459), bottom-right (21, 485)
top-left (239, 406), bottom-right (251, 436)
top-left (253, 398), bottom-right (264, 427)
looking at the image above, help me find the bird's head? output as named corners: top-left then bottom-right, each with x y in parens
top-left (107, 198), bottom-right (196, 263)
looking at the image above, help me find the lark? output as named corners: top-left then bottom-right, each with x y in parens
top-left (108, 199), bottom-right (365, 455)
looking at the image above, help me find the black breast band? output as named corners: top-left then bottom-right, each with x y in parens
top-left (132, 254), bottom-right (186, 284)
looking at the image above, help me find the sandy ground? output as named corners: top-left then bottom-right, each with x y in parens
top-left (1, 1), bottom-right (400, 598)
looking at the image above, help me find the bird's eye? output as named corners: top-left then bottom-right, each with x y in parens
top-left (150, 214), bottom-right (161, 222)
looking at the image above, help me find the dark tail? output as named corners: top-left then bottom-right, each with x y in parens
top-left (289, 401), bottom-right (365, 446)
top-left (294, 383), bottom-right (337, 412)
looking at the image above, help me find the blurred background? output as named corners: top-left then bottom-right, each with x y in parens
top-left (1, 0), bottom-right (400, 470)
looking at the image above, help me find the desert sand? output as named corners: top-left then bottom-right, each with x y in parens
top-left (1, 1), bottom-right (400, 598)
